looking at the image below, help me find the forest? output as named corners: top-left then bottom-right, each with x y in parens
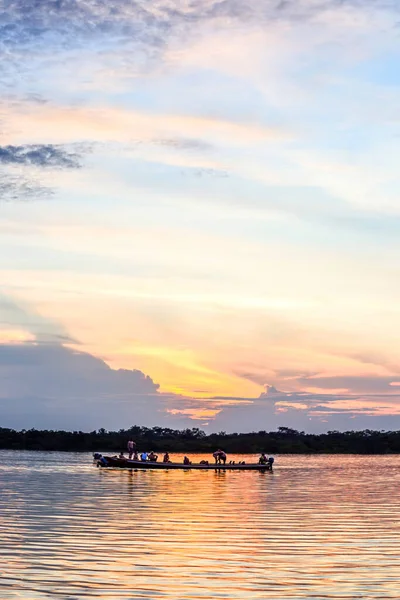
top-left (1, 425), bottom-right (400, 453)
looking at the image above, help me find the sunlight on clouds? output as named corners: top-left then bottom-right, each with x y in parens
top-left (121, 344), bottom-right (218, 377)
top-left (0, 329), bottom-right (35, 344)
top-left (110, 347), bottom-right (261, 399)
top-left (310, 396), bottom-right (400, 417)
top-left (276, 402), bottom-right (309, 411)
top-left (2, 0), bottom-right (400, 429)
top-left (167, 407), bottom-right (221, 421)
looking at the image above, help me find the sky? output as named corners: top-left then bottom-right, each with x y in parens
top-left (1, 0), bottom-right (400, 433)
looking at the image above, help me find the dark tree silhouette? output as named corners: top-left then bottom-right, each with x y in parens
top-left (0, 426), bottom-right (399, 453)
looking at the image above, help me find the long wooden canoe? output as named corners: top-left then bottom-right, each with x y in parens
top-left (97, 456), bottom-right (272, 471)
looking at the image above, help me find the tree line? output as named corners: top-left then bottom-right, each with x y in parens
top-left (1, 425), bottom-right (400, 453)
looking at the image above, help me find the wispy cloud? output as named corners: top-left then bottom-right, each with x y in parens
top-left (2, 0), bottom-right (398, 47)
top-left (2, 0), bottom-right (398, 98)
top-left (0, 144), bottom-right (81, 168)
top-left (153, 138), bottom-right (214, 152)
top-left (0, 143), bottom-right (85, 201)
top-left (0, 174), bottom-right (52, 202)
top-left (1, 102), bottom-right (286, 146)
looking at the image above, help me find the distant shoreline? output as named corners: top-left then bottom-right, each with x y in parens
top-left (1, 425), bottom-right (400, 454)
top-left (2, 449), bottom-right (400, 455)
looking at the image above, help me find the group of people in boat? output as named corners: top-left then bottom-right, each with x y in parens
top-left (109, 440), bottom-right (274, 467)
top-left (118, 450), bottom-right (190, 464)
top-left (118, 449), bottom-right (168, 462)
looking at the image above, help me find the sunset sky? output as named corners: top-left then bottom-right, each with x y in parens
top-left (1, 0), bottom-right (400, 432)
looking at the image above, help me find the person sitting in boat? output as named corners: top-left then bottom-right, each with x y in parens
top-left (183, 456), bottom-right (191, 465)
top-left (163, 452), bottom-right (171, 463)
top-left (259, 453), bottom-right (268, 465)
top-left (127, 439), bottom-right (136, 459)
top-left (118, 452), bottom-right (125, 459)
top-left (200, 460), bottom-right (209, 465)
top-left (140, 451), bottom-right (148, 461)
top-left (148, 451), bottom-right (158, 462)
top-left (133, 450), bottom-right (139, 461)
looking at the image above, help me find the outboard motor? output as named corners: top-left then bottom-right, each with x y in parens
top-left (96, 455), bottom-right (108, 468)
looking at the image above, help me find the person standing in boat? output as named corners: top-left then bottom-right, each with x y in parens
top-left (213, 449), bottom-right (227, 464)
top-left (127, 439), bottom-right (136, 459)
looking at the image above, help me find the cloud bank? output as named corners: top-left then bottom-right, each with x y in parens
top-left (1, 339), bottom-right (400, 432)
top-left (0, 342), bottom-right (166, 430)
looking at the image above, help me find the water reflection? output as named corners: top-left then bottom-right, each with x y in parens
top-left (0, 452), bottom-right (400, 598)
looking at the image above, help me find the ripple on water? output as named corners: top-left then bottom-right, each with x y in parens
top-left (0, 452), bottom-right (400, 599)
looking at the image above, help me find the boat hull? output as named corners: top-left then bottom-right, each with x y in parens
top-left (98, 456), bottom-right (272, 471)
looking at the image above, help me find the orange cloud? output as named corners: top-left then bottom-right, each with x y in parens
top-left (167, 407), bottom-right (222, 420)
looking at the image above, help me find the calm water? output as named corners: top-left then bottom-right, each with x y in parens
top-left (1, 452), bottom-right (400, 599)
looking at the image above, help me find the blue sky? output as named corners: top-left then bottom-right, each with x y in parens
top-left (1, 0), bottom-right (400, 431)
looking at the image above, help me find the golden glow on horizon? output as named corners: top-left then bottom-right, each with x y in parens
top-left (4, 277), bottom-right (400, 422)
top-left (107, 349), bottom-right (261, 399)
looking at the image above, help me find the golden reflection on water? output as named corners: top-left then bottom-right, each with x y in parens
top-left (1, 452), bottom-right (400, 599)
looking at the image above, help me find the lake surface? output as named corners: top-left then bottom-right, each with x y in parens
top-left (1, 451), bottom-right (400, 599)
